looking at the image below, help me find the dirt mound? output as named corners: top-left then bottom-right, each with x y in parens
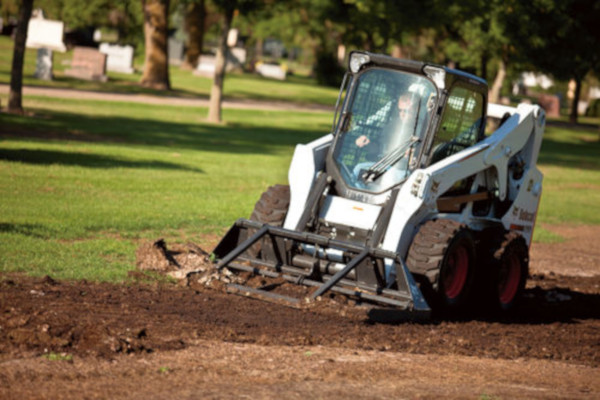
top-left (1, 271), bottom-right (599, 366)
top-left (135, 239), bottom-right (212, 278)
top-left (2, 225), bottom-right (600, 399)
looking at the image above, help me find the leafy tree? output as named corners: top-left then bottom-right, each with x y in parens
top-left (503, 0), bottom-right (600, 123)
top-left (433, 0), bottom-right (513, 103)
top-left (180, 0), bottom-right (206, 69)
top-left (240, 0), bottom-right (340, 63)
top-left (342, 0), bottom-right (438, 54)
top-left (37, 0), bottom-right (144, 45)
top-left (140, 0), bottom-right (170, 90)
top-left (7, 0), bottom-right (34, 114)
top-left (1, 0), bottom-right (19, 22)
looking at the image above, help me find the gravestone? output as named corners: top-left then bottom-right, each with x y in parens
top-left (194, 49), bottom-right (245, 78)
top-left (26, 16), bottom-right (66, 52)
top-left (537, 94), bottom-right (560, 117)
top-left (34, 48), bottom-right (53, 80)
top-left (26, 14), bottom-right (66, 81)
top-left (168, 38), bottom-right (184, 65)
top-left (229, 47), bottom-right (246, 68)
top-left (195, 55), bottom-right (216, 77)
top-left (255, 62), bottom-right (287, 81)
top-left (64, 47), bottom-right (108, 82)
top-left (99, 43), bottom-right (134, 74)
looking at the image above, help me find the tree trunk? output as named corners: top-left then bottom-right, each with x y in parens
top-left (489, 57), bottom-right (506, 105)
top-left (255, 38), bottom-right (263, 59)
top-left (390, 44), bottom-right (403, 59)
top-left (182, 0), bottom-right (205, 70)
top-left (207, 5), bottom-right (234, 124)
top-left (480, 52), bottom-right (488, 81)
top-left (141, 0), bottom-right (170, 90)
top-left (7, 0), bottom-right (34, 114)
top-left (569, 76), bottom-right (582, 124)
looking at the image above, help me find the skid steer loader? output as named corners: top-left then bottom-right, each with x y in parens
top-left (212, 51), bottom-right (545, 315)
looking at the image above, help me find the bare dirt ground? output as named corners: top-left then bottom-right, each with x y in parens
top-left (1, 224), bottom-right (599, 399)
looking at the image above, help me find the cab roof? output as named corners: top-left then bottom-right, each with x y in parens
top-left (351, 51), bottom-right (488, 91)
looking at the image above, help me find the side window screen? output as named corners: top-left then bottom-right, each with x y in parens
top-left (429, 86), bottom-right (483, 164)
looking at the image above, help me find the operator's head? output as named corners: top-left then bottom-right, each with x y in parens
top-left (397, 93), bottom-right (415, 120)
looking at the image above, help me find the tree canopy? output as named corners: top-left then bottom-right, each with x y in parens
top-left (502, 0), bottom-right (600, 121)
top-left (3, 0), bottom-right (598, 121)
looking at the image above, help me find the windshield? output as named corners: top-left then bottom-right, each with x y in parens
top-left (333, 68), bottom-right (437, 193)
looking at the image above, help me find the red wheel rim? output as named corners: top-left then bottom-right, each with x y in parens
top-left (443, 245), bottom-right (469, 299)
top-left (499, 253), bottom-right (521, 305)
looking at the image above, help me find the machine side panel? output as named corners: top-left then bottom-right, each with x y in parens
top-left (500, 167), bottom-right (543, 245)
top-left (380, 104), bottom-right (545, 256)
top-left (284, 134), bottom-right (333, 230)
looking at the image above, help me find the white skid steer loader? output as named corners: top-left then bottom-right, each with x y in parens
top-left (213, 51), bottom-right (545, 315)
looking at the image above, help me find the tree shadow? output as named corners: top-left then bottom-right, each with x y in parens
top-left (31, 77), bottom-right (208, 100)
top-left (0, 109), bottom-right (327, 155)
top-left (0, 148), bottom-right (204, 172)
top-left (538, 136), bottom-right (600, 170)
top-left (0, 223), bottom-right (53, 239)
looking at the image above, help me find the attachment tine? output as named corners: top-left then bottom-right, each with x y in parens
top-left (311, 249), bottom-right (370, 299)
top-left (216, 225), bottom-right (269, 270)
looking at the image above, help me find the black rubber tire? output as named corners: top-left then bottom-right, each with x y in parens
top-left (406, 219), bottom-right (477, 313)
top-left (488, 232), bottom-right (529, 312)
top-left (247, 184), bottom-right (290, 256)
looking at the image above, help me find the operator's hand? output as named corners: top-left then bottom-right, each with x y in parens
top-left (355, 135), bottom-right (370, 148)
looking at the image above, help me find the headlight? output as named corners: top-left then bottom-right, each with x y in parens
top-left (349, 53), bottom-right (370, 74)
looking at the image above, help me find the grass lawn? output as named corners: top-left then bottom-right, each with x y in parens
top-left (1, 58), bottom-right (599, 282)
top-left (0, 94), bottom-right (333, 280)
top-left (0, 35), bottom-right (339, 106)
top-left (537, 122), bottom-right (600, 226)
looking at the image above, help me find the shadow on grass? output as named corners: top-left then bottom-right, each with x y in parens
top-left (0, 148), bottom-right (204, 172)
top-left (0, 223), bottom-right (53, 239)
top-left (35, 76), bottom-right (207, 99)
top-left (0, 109), bottom-right (326, 155)
top-left (539, 136), bottom-right (600, 170)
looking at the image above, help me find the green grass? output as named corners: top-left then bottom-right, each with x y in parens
top-left (0, 35), bottom-right (339, 106)
top-left (0, 95), bottom-right (332, 281)
top-left (537, 124), bottom-right (600, 225)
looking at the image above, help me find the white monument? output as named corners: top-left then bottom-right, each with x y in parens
top-left (194, 29), bottom-right (245, 78)
top-left (26, 14), bottom-right (66, 52)
top-left (34, 48), bottom-right (53, 80)
top-left (255, 62), bottom-right (287, 81)
top-left (26, 12), bottom-right (66, 82)
top-left (99, 43), bottom-right (135, 74)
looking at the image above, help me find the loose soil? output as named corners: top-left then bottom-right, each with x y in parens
top-left (1, 224), bottom-right (599, 399)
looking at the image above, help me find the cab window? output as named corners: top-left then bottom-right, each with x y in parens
top-left (429, 86), bottom-right (484, 165)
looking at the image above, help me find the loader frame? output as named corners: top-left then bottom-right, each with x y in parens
top-left (214, 219), bottom-right (429, 312)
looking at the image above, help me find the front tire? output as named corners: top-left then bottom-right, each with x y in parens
top-left (247, 184), bottom-right (290, 256)
top-left (407, 219), bottom-right (477, 313)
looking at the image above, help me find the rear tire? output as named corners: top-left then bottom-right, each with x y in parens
top-left (406, 219), bottom-right (477, 313)
top-left (489, 232), bottom-right (529, 312)
top-left (247, 184), bottom-right (290, 256)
